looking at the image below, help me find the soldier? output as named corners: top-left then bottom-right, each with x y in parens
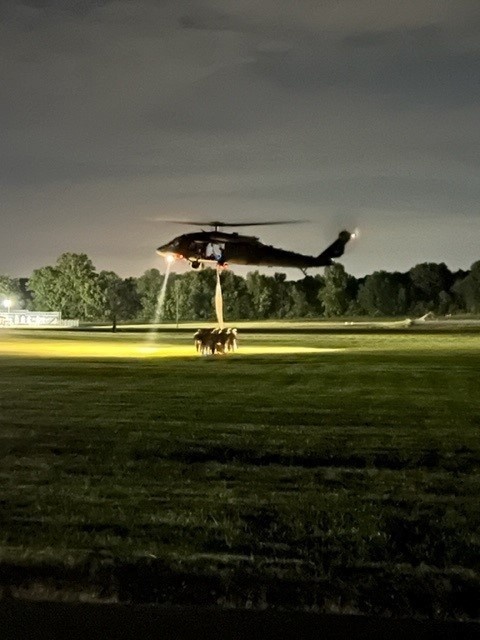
top-left (200, 328), bottom-right (219, 355)
top-left (209, 328), bottom-right (224, 354)
top-left (226, 328), bottom-right (238, 352)
top-left (193, 327), bottom-right (239, 355)
top-left (214, 328), bottom-right (230, 354)
top-left (194, 328), bottom-right (211, 354)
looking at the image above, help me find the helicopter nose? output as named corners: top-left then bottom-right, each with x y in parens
top-left (157, 245), bottom-right (181, 263)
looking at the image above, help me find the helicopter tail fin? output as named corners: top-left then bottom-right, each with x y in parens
top-left (315, 230), bottom-right (353, 266)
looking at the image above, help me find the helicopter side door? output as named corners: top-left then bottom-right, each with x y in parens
top-left (206, 242), bottom-right (225, 261)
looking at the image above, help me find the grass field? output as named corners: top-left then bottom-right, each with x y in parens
top-left (0, 325), bottom-right (480, 619)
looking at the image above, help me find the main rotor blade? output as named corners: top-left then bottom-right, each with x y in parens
top-left (216, 220), bottom-right (307, 227)
top-left (151, 219), bottom-right (308, 228)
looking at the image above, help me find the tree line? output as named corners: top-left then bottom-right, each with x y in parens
top-left (1, 253), bottom-right (480, 325)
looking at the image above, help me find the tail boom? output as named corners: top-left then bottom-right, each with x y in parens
top-left (314, 230), bottom-right (353, 267)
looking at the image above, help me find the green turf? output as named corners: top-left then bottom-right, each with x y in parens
top-left (0, 327), bottom-right (480, 617)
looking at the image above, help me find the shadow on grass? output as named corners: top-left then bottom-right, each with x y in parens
top-left (2, 555), bottom-right (480, 621)
top-left (133, 444), bottom-right (480, 473)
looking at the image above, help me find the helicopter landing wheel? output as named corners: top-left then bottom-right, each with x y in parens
top-left (191, 260), bottom-right (201, 270)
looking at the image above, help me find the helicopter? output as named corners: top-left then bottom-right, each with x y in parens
top-left (156, 221), bottom-right (355, 274)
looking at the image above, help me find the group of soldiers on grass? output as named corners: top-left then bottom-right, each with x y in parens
top-left (194, 327), bottom-right (238, 355)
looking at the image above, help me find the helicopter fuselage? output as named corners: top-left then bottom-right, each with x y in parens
top-left (156, 229), bottom-right (353, 271)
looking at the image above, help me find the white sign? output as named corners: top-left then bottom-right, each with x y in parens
top-left (0, 311), bottom-right (62, 327)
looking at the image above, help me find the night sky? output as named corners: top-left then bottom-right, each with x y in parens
top-left (1, 0), bottom-right (479, 279)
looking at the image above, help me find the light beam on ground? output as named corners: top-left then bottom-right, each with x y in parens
top-left (0, 336), bottom-right (345, 359)
top-left (215, 268), bottom-right (224, 329)
top-left (147, 260), bottom-right (172, 345)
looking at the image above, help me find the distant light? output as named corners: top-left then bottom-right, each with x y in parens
top-left (3, 299), bottom-right (12, 312)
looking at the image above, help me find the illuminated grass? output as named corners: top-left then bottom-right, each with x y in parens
top-left (0, 326), bottom-right (480, 617)
top-left (0, 336), bottom-right (341, 358)
top-left (0, 328), bottom-right (339, 357)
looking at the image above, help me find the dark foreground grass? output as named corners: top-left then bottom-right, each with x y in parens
top-left (0, 327), bottom-right (480, 619)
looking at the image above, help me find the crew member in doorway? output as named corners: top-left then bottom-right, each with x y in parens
top-left (206, 242), bottom-right (225, 263)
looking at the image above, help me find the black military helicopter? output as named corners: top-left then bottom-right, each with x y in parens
top-left (156, 221), bottom-right (355, 274)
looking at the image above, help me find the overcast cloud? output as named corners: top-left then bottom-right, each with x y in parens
top-left (1, 0), bottom-right (479, 277)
